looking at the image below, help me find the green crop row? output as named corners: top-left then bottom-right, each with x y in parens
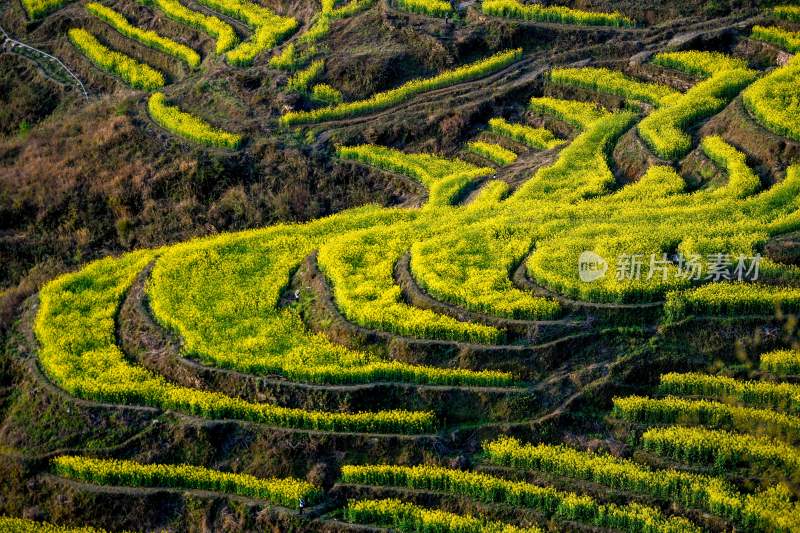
top-left (345, 498), bottom-right (542, 533)
top-left (483, 436), bottom-right (798, 531)
top-left (487, 118), bottom-right (564, 150)
top-left (751, 25), bottom-right (800, 53)
top-left (481, 0), bottom-right (633, 27)
top-left (466, 140), bottom-right (518, 165)
top-left (395, 0), bottom-right (452, 17)
top-left (743, 55), bottom-right (800, 142)
top-left (761, 349), bottom-right (800, 376)
top-left (657, 372), bottom-right (800, 414)
top-left (340, 465), bottom-right (700, 533)
top-left (612, 395), bottom-right (800, 442)
top-left (281, 48), bottom-right (522, 125)
top-left (87, 2), bottom-right (200, 68)
top-left (68, 28), bottom-right (165, 91)
top-left (639, 51), bottom-right (757, 161)
top-left (21, 0), bottom-right (71, 19)
top-left (138, 0), bottom-right (237, 55)
top-left (641, 425), bottom-right (800, 474)
top-left (148, 92), bottom-right (242, 149)
top-left (35, 250), bottom-right (437, 433)
top-left (53, 455), bottom-right (320, 508)
top-left (550, 67), bottom-right (680, 107)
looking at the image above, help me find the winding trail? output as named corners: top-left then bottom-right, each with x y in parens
top-left (0, 23), bottom-right (89, 99)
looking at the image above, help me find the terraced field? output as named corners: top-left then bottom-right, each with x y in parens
top-left (3, 0), bottom-right (800, 531)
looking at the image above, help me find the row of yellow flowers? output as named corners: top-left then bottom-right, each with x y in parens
top-left (751, 25), bottom-right (800, 53)
top-left (35, 250), bottom-right (438, 434)
top-left (466, 140), bottom-right (518, 166)
top-left (0, 517), bottom-right (112, 533)
top-left (340, 464), bottom-right (700, 532)
top-left (642, 425), bottom-right (800, 474)
top-left (395, 0), bottom-right (453, 17)
top-left (52, 455), bottom-right (320, 508)
top-left (192, 0), bottom-right (297, 65)
top-left (345, 498), bottom-right (542, 532)
top-left (484, 436), bottom-right (798, 531)
top-left (742, 54), bottom-right (800, 142)
top-left (487, 117), bottom-right (564, 150)
top-left (138, 0), bottom-right (237, 55)
top-left (21, 0), bottom-right (69, 19)
top-left (612, 395), bottom-right (800, 443)
top-left (657, 372), bottom-right (800, 414)
top-left (145, 205), bottom-right (515, 384)
top-left (147, 92), bottom-right (242, 149)
top-left (481, 0), bottom-right (633, 27)
top-left (68, 28), bottom-right (165, 91)
top-left (549, 66), bottom-right (680, 107)
top-left (87, 2), bottom-right (200, 68)
top-left (761, 349), bottom-right (800, 376)
top-left (639, 51), bottom-right (757, 160)
top-left (281, 49), bottom-right (523, 125)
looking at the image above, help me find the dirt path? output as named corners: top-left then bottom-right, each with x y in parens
top-left (1, 23), bottom-right (89, 98)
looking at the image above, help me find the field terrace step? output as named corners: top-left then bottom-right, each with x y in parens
top-left (119, 263), bottom-right (534, 424)
top-left (299, 251), bottom-right (608, 376)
